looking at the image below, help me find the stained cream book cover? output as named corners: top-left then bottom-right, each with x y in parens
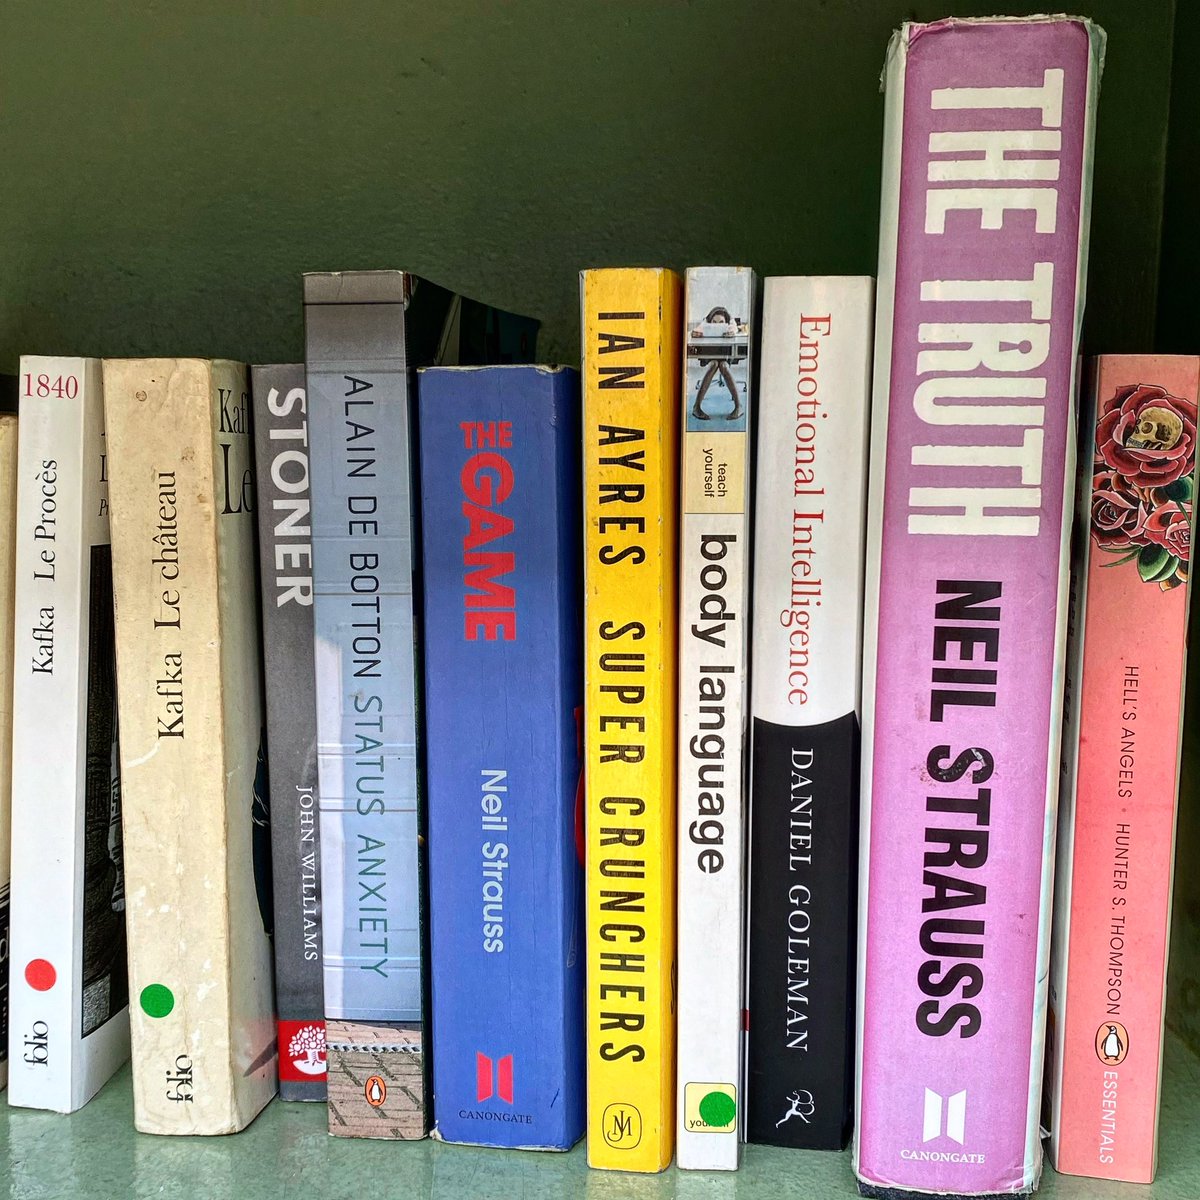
top-left (104, 359), bottom-right (275, 1134)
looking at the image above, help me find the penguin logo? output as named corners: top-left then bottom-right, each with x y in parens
top-left (364, 1075), bottom-right (387, 1107)
top-left (1095, 1021), bottom-right (1129, 1065)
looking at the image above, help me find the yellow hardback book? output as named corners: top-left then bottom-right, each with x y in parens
top-left (581, 267), bottom-right (682, 1172)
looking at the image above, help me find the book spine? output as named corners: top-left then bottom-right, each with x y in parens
top-left (582, 267), bottom-right (682, 1172)
top-left (0, 413), bottom-right (16, 1091)
top-left (9, 358), bottom-right (129, 1113)
top-left (675, 266), bottom-right (755, 1169)
top-left (105, 359), bottom-right (276, 1135)
top-left (420, 364), bottom-right (585, 1150)
top-left (745, 278), bottom-right (873, 1151)
top-left (855, 18), bottom-right (1103, 1196)
top-left (251, 364), bottom-right (326, 1101)
top-left (305, 272), bottom-right (428, 1139)
top-left (1047, 355), bottom-right (1200, 1184)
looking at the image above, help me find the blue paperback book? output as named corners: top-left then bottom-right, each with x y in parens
top-left (418, 365), bottom-right (585, 1150)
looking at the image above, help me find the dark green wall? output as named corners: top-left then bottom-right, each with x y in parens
top-left (0, 1), bottom-right (1180, 369)
top-left (1163, 0), bottom-right (1200, 1056)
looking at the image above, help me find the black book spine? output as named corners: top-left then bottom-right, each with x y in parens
top-left (252, 363), bottom-right (326, 1101)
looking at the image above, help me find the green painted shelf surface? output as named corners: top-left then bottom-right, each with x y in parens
top-left (2, 1034), bottom-right (1197, 1199)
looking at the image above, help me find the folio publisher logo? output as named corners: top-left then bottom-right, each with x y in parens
top-left (922, 1088), bottom-right (967, 1144)
top-left (476, 1052), bottom-right (514, 1104)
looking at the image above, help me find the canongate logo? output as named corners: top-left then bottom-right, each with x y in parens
top-left (922, 1087), bottom-right (967, 1144)
top-left (476, 1052), bottom-right (514, 1103)
top-left (602, 1102), bottom-right (642, 1149)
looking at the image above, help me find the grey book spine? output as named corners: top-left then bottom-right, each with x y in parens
top-left (252, 363), bottom-right (326, 1101)
top-left (305, 272), bottom-right (428, 1140)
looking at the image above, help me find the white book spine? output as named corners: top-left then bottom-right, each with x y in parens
top-left (676, 267), bottom-right (755, 1169)
top-left (8, 358), bottom-right (129, 1112)
top-left (0, 412), bottom-right (19, 1091)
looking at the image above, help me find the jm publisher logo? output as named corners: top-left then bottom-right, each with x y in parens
top-left (602, 1102), bottom-right (643, 1150)
top-left (476, 1052), bottom-right (514, 1104)
top-left (922, 1088), bottom-right (967, 1144)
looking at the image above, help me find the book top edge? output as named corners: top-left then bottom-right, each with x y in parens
top-left (417, 363), bottom-right (575, 376)
top-left (885, 13), bottom-right (1107, 79)
top-left (1088, 353), bottom-right (1200, 367)
top-left (101, 357), bottom-right (245, 369)
top-left (17, 354), bottom-right (98, 365)
top-left (302, 270), bottom-right (411, 304)
top-left (763, 274), bottom-right (875, 288)
top-left (901, 13), bottom-right (1104, 33)
top-left (578, 266), bottom-right (681, 281)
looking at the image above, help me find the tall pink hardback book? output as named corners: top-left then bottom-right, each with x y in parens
top-left (1046, 355), bottom-right (1200, 1184)
top-left (855, 15), bottom-right (1104, 1197)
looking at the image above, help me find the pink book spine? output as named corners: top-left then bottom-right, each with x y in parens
top-left (855, 16), bottom-right (1104, 1196)
top-left (1047, 355), bottom-right (1200, 1184)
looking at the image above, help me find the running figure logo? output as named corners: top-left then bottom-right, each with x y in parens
top-left (776, 1089), bottom-right (816, 1128)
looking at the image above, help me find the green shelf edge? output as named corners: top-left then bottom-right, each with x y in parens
top-left (3, 1031), bottom-right (1198, 1199)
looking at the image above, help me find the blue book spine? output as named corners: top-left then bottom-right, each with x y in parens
top-left (419, 365), bottom-right (585, 1150)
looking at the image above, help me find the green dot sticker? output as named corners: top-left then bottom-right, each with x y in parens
top-left (699, 1089), bottom-right (736, 1129)
top-left (140, 984), bottom-right (175, 1018)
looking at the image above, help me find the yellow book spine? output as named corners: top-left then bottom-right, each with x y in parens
top-left (582, 267), bottom-right (682, 1172)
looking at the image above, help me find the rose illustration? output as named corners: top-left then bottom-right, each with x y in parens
top-left (1090, 466), bottom-right (1147, 551)
top-left (1162, 557), bottom-right (1190, 591)
top-left (1095, 383), bottom-right (1198, 488)
top-left (1143, 493), bottom-right (1191, 561)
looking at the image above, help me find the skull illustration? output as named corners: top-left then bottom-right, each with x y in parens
top-left (1126, 405), bottom-right (1184, 451)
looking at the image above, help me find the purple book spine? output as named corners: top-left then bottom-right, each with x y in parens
top-left (855, 17), bottom-right (1103, 1197)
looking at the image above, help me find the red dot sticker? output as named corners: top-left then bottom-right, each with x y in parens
top-left (25, 959), bottom-right (56, 991)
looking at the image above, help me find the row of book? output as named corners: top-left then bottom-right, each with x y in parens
top-left (0, 13), bottom-right (1189, 1198)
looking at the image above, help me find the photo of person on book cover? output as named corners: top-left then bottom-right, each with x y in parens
top-left (686, 282), bottom-right (749, 431)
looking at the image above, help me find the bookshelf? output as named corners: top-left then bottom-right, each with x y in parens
top-left (1, 0), bottom-right (1198, 1194)
top-left (3, 1029), bottom-right (1198, 1197)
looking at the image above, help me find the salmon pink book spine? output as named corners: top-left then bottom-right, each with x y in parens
top-left (1046, 355), bottom-right (1200, 1184)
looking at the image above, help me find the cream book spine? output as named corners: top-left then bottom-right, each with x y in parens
top-left (0, 409), bottom-right (18, 1091)
top-left (104, 358), bottom-right (276, 1134)
top-left (8, 358), bottom-right (129, 1112)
